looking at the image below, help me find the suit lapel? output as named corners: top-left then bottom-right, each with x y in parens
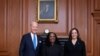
top-left (29, 33), bottom-right (41, 50)
top-left (36, 35), bottom-right (42, 50)
top-left (36, 35), bottom-right (40, 49)
top-left (28, 33), bottom-right (35, 50)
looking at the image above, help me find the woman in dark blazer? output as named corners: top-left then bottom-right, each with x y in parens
top-left (64, 28), bottom-right (86, 56)
top-left (42, 32), bottom-right (63, 56)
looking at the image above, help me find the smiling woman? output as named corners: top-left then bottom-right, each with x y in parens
top-left (41, 32), bottom-right (63, 56)
top-left (37, 0), bottom-right (57, 23)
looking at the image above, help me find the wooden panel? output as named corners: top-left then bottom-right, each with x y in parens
top-left (22, 0), bottom-right (29, 34)
top-left (87, 0), bottom-right (99, 56)
top-left (0, 0), bottom-right (28, 56)
top-left (91, 0), bottom-right (100, 13)
top-left (93, 18), bottom-right (100, 56)
top-left (0, 0), bottom-right (10, 56)
top-left (0, 0), bottom-right (7, 52)
top-left (71, 0), bottom-right (88, 40)
top-left (87, 16), bottom-right (93, 56)
top-left (94, 0), bottom-right (100, 11)
top-left (87, 0), bottom-right (100, 55)
top-left (87, 10), bottom-right (94, 56)
top-left (7, 0), bottom-right (23, 56)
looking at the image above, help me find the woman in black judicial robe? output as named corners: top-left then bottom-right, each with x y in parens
top-left (64, 28), bottom-right (86, 56)
top-left (42, 32), bottom-right (63, 56)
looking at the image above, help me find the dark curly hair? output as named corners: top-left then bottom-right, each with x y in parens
top-left (45, 32), bottom-right (60, 46)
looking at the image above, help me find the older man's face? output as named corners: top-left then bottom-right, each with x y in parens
top-left (31, 22), bottom-right (38, 33)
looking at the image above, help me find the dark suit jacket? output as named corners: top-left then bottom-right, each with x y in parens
top-left (19, 33), bottom-right (42, 56)
top-left (64, 39), bottom-right (86, 56)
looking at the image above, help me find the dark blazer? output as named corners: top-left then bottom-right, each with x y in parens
top-left (64, 39), bottom-right (86, 56)
top-left (19, 33), bottom-right (42, 56)
top-left (42, 44), bottom-right (63, 56)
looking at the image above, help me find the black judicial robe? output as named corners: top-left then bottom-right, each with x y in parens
top-left (42, 44), bottom-right (63, 56)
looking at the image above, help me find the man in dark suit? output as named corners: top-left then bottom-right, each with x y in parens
top-left (19, 21), bottom-right (42, 56)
